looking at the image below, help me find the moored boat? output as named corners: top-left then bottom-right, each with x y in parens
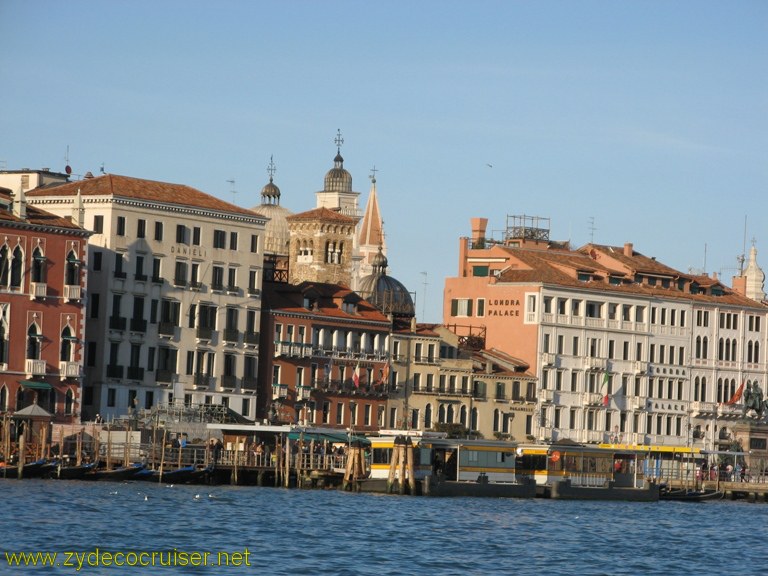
top-left (82, 462), bottom-right (145, 481)
top-left (660, 488), bottom-right (723, 502)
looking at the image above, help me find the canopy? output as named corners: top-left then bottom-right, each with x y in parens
top-left (287, 430), bottom-right (370, 446)
top-left (20, 380), bottom-right (53, 390)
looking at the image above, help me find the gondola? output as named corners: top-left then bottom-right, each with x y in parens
top-left (81, 462), bottom-right (145, 481)
top-left (660, 488), bottom-right (724, 502)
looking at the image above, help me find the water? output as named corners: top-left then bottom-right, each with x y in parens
top-left (2, 479), bottom-right (767, 575)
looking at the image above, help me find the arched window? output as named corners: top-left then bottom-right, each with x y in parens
top-left (756, 342), bottom-right (761, 364)
top-left (424, 404), bottom-right (432, 429)
top-left (717, 378), bottom-right (724, 403)
top-left (65, 389), bottom-right (74, 415)
top-left (718, 338), bottom-right (724, 361)
top-left (0, 244), bottom-right (8, 287)
top-left (731, 340), bottom-right (737, 362)
top-left (0, 384), bottom-right (6, 410)
top-left (470, 407), bottom-right (478, 431)
top-left (446, 404), bottom-right (455, 424)
top-left (438, 404), bottom-right (446, 424)
top-left (694, 376), bottom-right (700, 402)
top-left (65, 250), bottom-right (79, 286)
top-left (31, 247), bottom-right (46, 283)
top-left (27, 323), bottom-right (41, 360)
top-left (493, 408), bottom-right (501, 432)
top-left (695, 336), bottom-right (702, 359)
top-left (701, 377), bottom-right (707, 402)
top-left (459, 405), bottom-right (467, 427)
top-left (702, 337), bottom-right (708, 359)
top-left (61, 326), bottom-right (74, 362)
top-left (10, 245), bottom-right (23, 289)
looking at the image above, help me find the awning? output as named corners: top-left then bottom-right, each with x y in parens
top-left (287, 431), bottom-right (370, 446)
top-left (20, 380), bottom-right (53, 391)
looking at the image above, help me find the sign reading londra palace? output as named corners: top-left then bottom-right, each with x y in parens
top-left (487, 298), bottom-right (521, 317)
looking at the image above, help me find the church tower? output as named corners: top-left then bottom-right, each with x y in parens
top-left (314, 129), bottom-right (360, 219)
top-left (744, 244), bottom-right (766, 301)
top-left (357, 167), bottom-right (386, 281)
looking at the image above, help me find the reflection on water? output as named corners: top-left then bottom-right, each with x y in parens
top-left (3, 480), bottom-right (768, 575)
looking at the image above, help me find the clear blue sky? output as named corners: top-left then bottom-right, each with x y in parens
top-left (2, 1), bottom-right (766, 323)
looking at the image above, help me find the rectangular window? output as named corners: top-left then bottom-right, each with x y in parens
top-left (174, 261), bottom-right (187, 286)
top-left (228, 267), bottom-right (237, 289)
top-left (250, 235), bottom-right (259, 253)
top-left (229, 232), bottom-right (238, 250)
top-left (152, 257), bottom-right (161, 281)
top-left (192, 227), bottom-right (201, 246)
top-left (176, 225), bottom-right (188, 244)
top-left (92, 251), bottom-right (102, 271)
top-left (137, 219), bottom-right (146, 239)
top-left (116, 216), bottom-right (126, 236)
top-left (186, 351), bottom-right (194, 375)
top-left (212, 266), bottom-right (224, 290)
top-left (336, 403), bottom-right (344, 425)
top-left (90, 293), bottom-right (100, 319)
top-left (450, 298), bottom-right (473, 317)
top-left (476, 298), bottom-right (485, 317)
top-left (93, 215), bottom-right (104, 234)
top-left (154, 221), bottom-right (163, 241)
top-left (87, 342), bottom-right (97, 367)
top-left (114, 253), bottom-right (126, 278)
top-left (213, 230), bottom-right (226, 249)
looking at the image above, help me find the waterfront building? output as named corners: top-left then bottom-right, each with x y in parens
top-left (24, 172), bottom-right (268, 421)
top-left (444, 215), bottom-right (768, 451)
top-left (0, 172), bottom-right (90, 424)
top-left (260, 280), bottom-right (391, 432)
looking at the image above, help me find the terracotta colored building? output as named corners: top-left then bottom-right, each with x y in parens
top-left (0, 181), bottom-right (90, 424)
top-left (260, 280), bottom-right (391, 432)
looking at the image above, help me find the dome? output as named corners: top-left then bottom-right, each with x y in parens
top-left (324, 152), bottom-right (352, 193)
top-left (252, 201), bottom-right (293, 257)
top-left (358, 248), bottom-right (415, 318)
top-left (261, 177), bottom-right (281, 203)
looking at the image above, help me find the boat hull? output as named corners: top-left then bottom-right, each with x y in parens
top-left (550, 479), bottom-right (660, 502)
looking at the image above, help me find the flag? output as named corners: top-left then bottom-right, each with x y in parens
top-left (379, 362), bottom-right (390, 386)
top-left (600, 371), bottom-right (610, 406)
top-left (725, 381), bottom-right (745, 405)
top-left (353, 363), bottom-right (360, 388)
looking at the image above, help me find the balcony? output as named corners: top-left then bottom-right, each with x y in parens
top-left (114, 270), bottom-right (127, 279)
top-left (30, 281), bottom-right (47, 300)
top-left (583, 357), bottom-right (608, 371)
top-left (59, 361), bottom-right (80, 380)
top-left (414, 355), bottom-right (439, 365)
top-left (26, 358), bottom-right (47, 376)
top-left (579, 429), bottom-right (605, 444)
top-left (541, 352), bottom-right (556, 367)
top-left (106, 364), bottom-right (124, 379)
top-left (196, 326), bottom-right (214, 342)
top-left (634, 361), bottom-right (648, 374)
top-left (220, 375), bottom-right (237, 389)
top-left (582, 392), bottom-right (603, 406)
top-left (248, 287), bottom-right (261, 298)
top-left (223, 329), bottom-right (240, 344)
top-left (272, 383), bottom-right (288, 400)
top-left (297, 385), bottom-right (313, 400)
top-left (134, 273), bottom-right (148, 282)
top-left (158, 322), bottom-right (176, 338)
top-left (189, 280), bottom-right (202, 291)
top-left (210, 282), bottom-right (224, 292)
top-left (690, 401), bottom-right (717, 417)
top-left (193, 374), bottom-right (211, 389)
top-left (226, 284), bottom-right (239, 294)
top-left (718, 403), bottom-right (742, 419)
top-left (109, 316), bottom-right (127, 331)
top-left (173, 277), bottom-right (187, 287)
top-left (127, 366), bottom-right (145, 380)
top-left (242, 376), bottom-right (258, 391)
top-left (244, 332), bottom-right (259, 347)
top-left (151, 275), bottom-right (164, 285)
top-left (130, 318), bottom-right (148, 333)
top-left (632, 396), bottom-right (649, 411)
top-left (63, 285), bottom-right (81, 302)
top-left (540, 389), bottom-right (554, 403)
top-left (155, 370), bottom-right (173, 384)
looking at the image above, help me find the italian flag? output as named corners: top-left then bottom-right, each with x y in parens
top-left (601, 372), bottom-right (610, 406)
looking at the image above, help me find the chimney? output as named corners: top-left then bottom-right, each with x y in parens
top-left (12, 184), bottom-right (27, 220)
top-left (470, 217), bottom-right (488, 246)
top-left (623, 242), bottom-right (633, 257)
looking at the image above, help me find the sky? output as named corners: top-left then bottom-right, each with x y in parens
top-left (2, 1), bottom-right (766, 323)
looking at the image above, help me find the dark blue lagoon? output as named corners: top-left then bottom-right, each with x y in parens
top-left (2, 479), bottom-right (767, 575)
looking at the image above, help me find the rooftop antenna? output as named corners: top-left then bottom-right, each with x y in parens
top-left (100, 163), bottom-right (105, 174)
top-left (420, 271), bottom-right (428, 321)
top-left (227, 179), bottom-right (236, 204)
top-left (64, 145), bottom-right (72, 175)
top-left (588, 216), bottom-right (597, 244)
top-left (738, 215), bottom-right (748, 274)
top-left (703, 243), bottom-right (708, 274)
